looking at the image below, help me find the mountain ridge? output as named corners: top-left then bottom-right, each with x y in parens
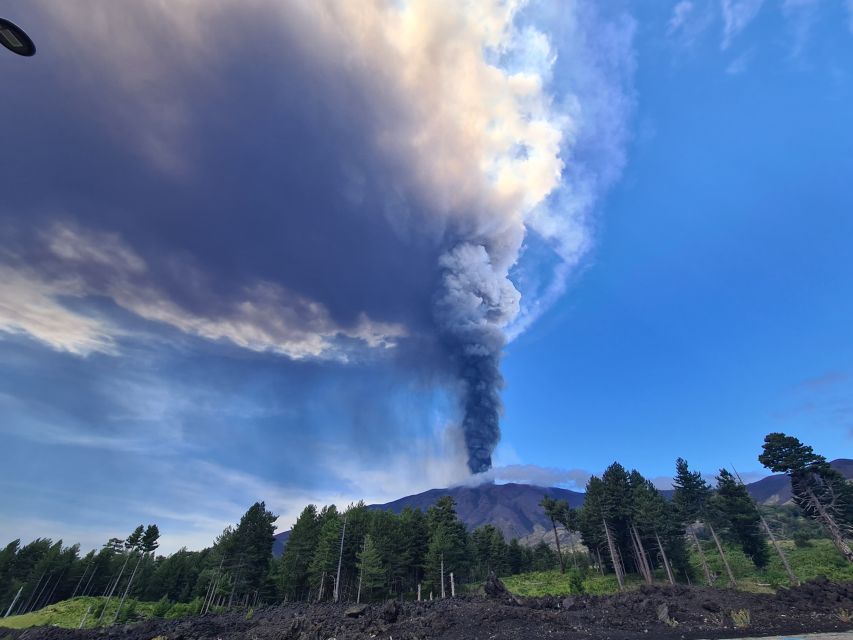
top-left (273, 458), bottom-right (852, 555)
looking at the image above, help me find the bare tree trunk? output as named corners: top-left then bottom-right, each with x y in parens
top-left (806, 488), bottom-right (853, 563)
top-left (689, 528), bottom-right (712, 585)
top-left (99, 553), bottom-right (131, 623)
top-left (631, 524), bottom-right (653, 585)
top-left (78, 605), bottom-right (92, 629)
top-left (440, 553), bottom-right (446, 598)
top-left (654, 531), bottom-right (675, 586)
top-left (72, 563), bottom-right (90, 599)
top-left (45, 569), bottom-right (66, 607)
top-left (82, 566), bottom-right (98, 597)
top-left (29, 572), bottom-right (52, 613)
top-left (450, 572), bottom-right (455, 597)
top-left (317, 571), bottom-right (326, 603)
top-left (4, 586), bottom-right (22, 618)
top-left (733, 467), bottom-right (799, 584)
top-left (595, 548), bottom-right (604, 576)
top-left (334, 513), bottom-right (348, 603)
top-left (20, 572), bottom-right (44, 615)
top-left (707, 523), bottom-right (736, 587)
top-left (114, 553), bottom-right (144, 623)
top-left (551, 520), bottom-right (565, 573)
top-left (603, 519), bottom-right (625, 591)
top-left (762, 515), bottom-right (799, 584)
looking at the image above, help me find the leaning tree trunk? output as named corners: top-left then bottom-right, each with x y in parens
top-left (761, 514), bottom-right (799, 584)
top-left (114, 553), bottom-right (144, 623)
top-left (655, 531), bottom-right (675, 586)
top-left (630, 524), bottom-right (653, 585)
top-left (99, 553), bottom-right (131, 623)
top-left (551, 519), bottom-right (565, 574)
top-left (602, 519), bottom-right (625, 591)
top-left (707, 523), bottom-right (736, 588)
top-left (689, 528), bottom-right (713, 585)
top-left (806, 488), bottom-right (853, 563)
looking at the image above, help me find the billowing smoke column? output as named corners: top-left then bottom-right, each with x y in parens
top-left (8, 0), bottom-right (634, 481)
top-left (435, 243), bottom-right (521, 473)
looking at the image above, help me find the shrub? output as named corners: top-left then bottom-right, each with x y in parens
top-left (567, 570), bottom-right (585, 595)
top-left (793, 531), bottom-right (813, 548)
top-left (731, 609), bottom-right (751, 629)
top-left (152, 596), bottom-right (171, 618)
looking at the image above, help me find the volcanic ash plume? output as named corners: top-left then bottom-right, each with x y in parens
top-left (435, 243), bottom-right (521, 473)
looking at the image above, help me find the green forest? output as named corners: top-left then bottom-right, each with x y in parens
top-left (1, 432), bottom-right (851, 629)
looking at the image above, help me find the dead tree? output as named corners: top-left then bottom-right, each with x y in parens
top-left (707, 523), bottom-right (736, 587)
top-left (688, 528), bottom-right (713, 584)
top-left (603, 519), bottom-right (625, 591)
top-left (654, 531), bottom-right (675, 586)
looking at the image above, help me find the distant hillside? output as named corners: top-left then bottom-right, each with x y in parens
top-left (273, 458), bottom-right (852, 555)
top-left (746, 458), bottom-right (852, 505)
top-left (376, 482), bottom-right (584, 540)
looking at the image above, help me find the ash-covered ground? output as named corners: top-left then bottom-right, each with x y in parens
top-left (5, 577), bottom-right (852, 640)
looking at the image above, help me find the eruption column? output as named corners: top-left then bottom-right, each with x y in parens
top-left (434, 243), bottom-right (520, 474)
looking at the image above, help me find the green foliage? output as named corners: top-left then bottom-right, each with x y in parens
top-left (0, 596), bottom-right (164, 630)
top-left (793, 530), bottom-right (813, 548)
top-left (673, 458), bottom-right (712, 524)
top-left (356, 534), bottom-right (385, 600)
top-left (278, 504), bottom-right (321, 600)
top-left (713, 470), bottom-right (770, 568)
top-left (567, 569), bottom-right (585, 595)
top-left (503, 569), bottom-right (627, 597)
top-left (152, 595), bottom-right (171, 617)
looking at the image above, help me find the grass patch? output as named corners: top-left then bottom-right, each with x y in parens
top-left (0, 596), bottom-right (153, 629)
top-left (0, 595), bottom-right (208, 629)
top-left (502, 570), bottom-right (643, 597)
top-left (502, 539), bottom-right (853, 598)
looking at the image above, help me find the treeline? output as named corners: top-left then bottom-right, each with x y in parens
top-left (1, 432), bottom-right (850, 619)
top-left (539, 432), bottom-right (852, 590)
top-left (0, 497), bottom-right (547, 616)
top-left (0, 503), bottom-right (278, 619)
top-left (274, 497), bottom-right (566, 603)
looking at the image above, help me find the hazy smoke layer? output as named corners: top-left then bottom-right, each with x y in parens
top-left (1, 0), bottom-right (634, 476)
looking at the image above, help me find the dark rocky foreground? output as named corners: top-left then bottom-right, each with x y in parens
top-left (6, 577), bottom-right (853, 640)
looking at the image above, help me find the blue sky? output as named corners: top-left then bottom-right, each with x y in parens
top-left (0, 0), bottom-right (851, 552)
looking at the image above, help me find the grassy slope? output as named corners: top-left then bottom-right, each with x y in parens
top-left (0, 596), bottom-right (159, 630)
top-left (504, 540), bottom-right (853, 598)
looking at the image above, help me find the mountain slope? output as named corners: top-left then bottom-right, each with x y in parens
top-left (376, 482), bottom-right (584, 540)
top-left (273, 458), bottom-right (851, 555)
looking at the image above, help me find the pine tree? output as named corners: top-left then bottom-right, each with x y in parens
top-left (308, 507), bottom-right (341, 601)
top-left (278, 505), bottom-right (320, 600)
top-left (759, 433), bottom-right (853, 562)
top-left (506, 539), bottom-right (525, 575)
top-left (233, 502), bottom-right (277, 600)
top-left (424, 497), bottom-right (468, 594)
top-left (356, 534), bottom-right (384, 602)
top-left (673, 458), bottom-right (735, 586)
top-left (713, 470), bottom-right (769, 568)
top-left (539, 497), bottom-right (566, 573)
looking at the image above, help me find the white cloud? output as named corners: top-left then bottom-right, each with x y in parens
top-left (0, 265), bottom-right (115, 356)
top-left (781, 0), bottom-right (819, 60)
top-left (725, 48), bottom-right (754, 74)
top-left (669, 1), bottom-right (696, 35)
top-left (0, 224), bottom-right (405, 360)
top-left (721, 0), bottom-right (765, 49)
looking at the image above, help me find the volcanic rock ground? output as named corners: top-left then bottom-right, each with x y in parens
top-left (4, 577), bottom-right (852, 640)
